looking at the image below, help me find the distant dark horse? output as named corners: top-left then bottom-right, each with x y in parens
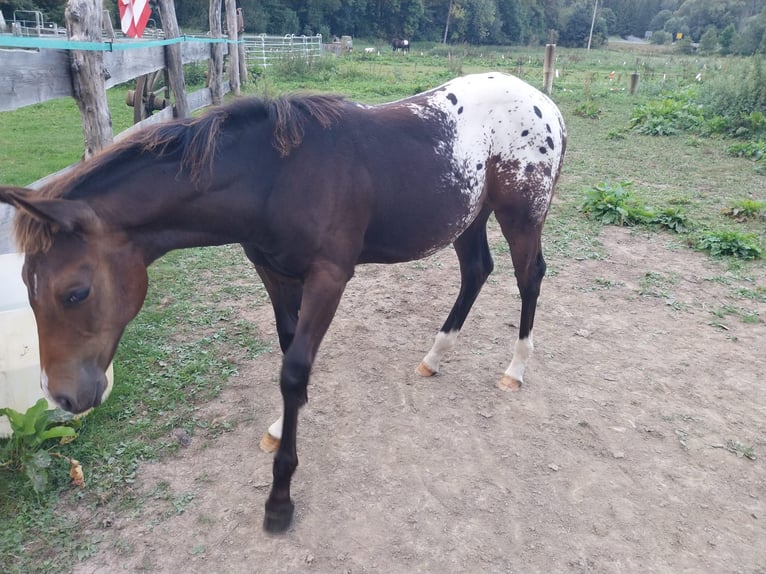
top-left (0, 72), bottom-right (566, 533)
top-left (392, 37), bottom-right (410, 53)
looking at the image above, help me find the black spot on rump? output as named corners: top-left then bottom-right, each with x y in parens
top-left (477, 162), bottom-right (484, 170)
top-left (533, 105), bottom-right (542, 118)
top-left (447, 93), bottom-right (458, 105)
top-left (543, 167), bottom-right (551, 177)
top-left (525, 163), bottom-right (536, 173)
top-left (546, 136), bottom-right (555, 150)
top-left (539, 146), bottom-right (548, 154)
top-left (458, 106), bottom-right (464, 114)
top-left (521, 129), bottom-right (529, 137)
top-left (546, 124), bottom-right (551, 133)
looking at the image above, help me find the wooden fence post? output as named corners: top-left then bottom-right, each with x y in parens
top-left (543, 43), bottom-right (555, 95)
top-left (209, 0), bottom-right (224, 105)
top-left (65, 0), bottom-right (113, 158)
top-left (629, 73), bottom-right (640, 95)
top-left (225, 0), bottom-right (241, 95)
top-left (237, 8), bottom-right (248, 85)
top-left (157, 0), bottom-right (190, 119)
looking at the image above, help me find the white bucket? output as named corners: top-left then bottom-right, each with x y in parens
top-left (0, 253), bottom-right (113, 437)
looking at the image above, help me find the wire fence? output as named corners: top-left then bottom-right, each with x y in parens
top-left (243, 34), bottom-right (323, 69)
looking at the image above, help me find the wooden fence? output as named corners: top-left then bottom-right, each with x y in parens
top-left (0, 36), bottom-right (227, 113)
top-left (0, 1), bottom-right (237, 255)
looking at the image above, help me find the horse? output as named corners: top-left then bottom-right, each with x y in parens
top-left (391, 37), bottom-right (410, 53)
top-left (0, 71), bottom-right (566, 533)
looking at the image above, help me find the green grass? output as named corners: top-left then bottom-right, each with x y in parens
top-left (1, 44), bottom-right (765, 572)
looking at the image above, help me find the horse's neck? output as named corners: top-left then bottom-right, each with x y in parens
top-left (95, 168), bottom-right (258, 264)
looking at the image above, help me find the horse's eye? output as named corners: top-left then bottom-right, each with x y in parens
top-left (64, 287), bottom-right (90, 306)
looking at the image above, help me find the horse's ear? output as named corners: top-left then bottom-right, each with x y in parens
top-left (0, 186), bottom-right (100, 235)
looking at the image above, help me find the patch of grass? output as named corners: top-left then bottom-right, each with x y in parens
top-left (639, 271), bottom-right (678, 298)
top-left (724, 440), bottom-right (756, 460)
top-left (574, 100), bottom-right (602, 119)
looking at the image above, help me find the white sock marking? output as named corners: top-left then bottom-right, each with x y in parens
top-left (268, 414), bottom-right (283, 440)
top-left (421, 330), bottom-right (460, 373)
top-left (505, 332), bottom-right (534, 383)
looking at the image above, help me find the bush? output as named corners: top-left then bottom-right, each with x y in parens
top-left (650, 30), bottom-right (671, 45)
top-left (630, 92), bottom-right (704, 135)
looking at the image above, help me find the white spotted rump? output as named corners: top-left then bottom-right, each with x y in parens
top-left (397, 72), bottom-right (566, 227)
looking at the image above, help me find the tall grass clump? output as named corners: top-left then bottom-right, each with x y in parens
top-left (696, 56), bottom-right (766, 139)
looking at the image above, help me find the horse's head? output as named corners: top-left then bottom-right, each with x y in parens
top-left (1, 187), bottom-right (148, 413)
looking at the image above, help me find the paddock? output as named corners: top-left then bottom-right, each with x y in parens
top-left (69, 222), bottom-right (766, 573)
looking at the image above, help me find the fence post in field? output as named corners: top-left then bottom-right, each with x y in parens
top-left (629, 72), bottom-right (640, 95)
top-left (209, 0), bottom-right (224, 105)
top-left (225, 0), bottom-right (241, 95)
top-left (543, 44), bottom-right (556, 95)
top-left (157, 0), bottom-right (190, 118)
top-left (65, 0), bottom-right (113, 158)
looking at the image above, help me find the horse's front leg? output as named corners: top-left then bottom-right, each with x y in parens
top-left (251, 265), bottom-right (302, 453)
top-left (264, 263), bottom-right (349, 533)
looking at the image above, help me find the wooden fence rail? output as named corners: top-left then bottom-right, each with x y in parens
top-left (0, 36), bottom-right (228, 112)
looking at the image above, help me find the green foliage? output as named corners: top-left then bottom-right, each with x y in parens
top-left (698, 25), bottom-right (719, 55)
top-left (630, 93), bottom-right (704, 136)
top-left (650, 30), bottom-right (672, 45)
top-left (694, 230), bottom-right (763, 259)
top-left (696, 57), bottom-right (766, 139)
top-left (727, 141), bottom-right (766, 161)
top-left (0, 400), bottom-right (79, 493)
top-left (580, 182), bottom-right (696, 233)
top-left (273, 53), bottom-right (338, 79)
top-left (653, 207), bottom-right (694, 233)
top-left (579, 181), bottom-right (646, 226)
top-left (574, 100), bottom-right (602, 119)
top-left (183, 62), bottom-right (207, 87)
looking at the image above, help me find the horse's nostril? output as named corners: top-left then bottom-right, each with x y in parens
top-left (54, 395), bottom-right (74, 412)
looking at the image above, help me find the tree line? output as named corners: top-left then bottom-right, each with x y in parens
top-left (2, 0), bottom-right (765, 54)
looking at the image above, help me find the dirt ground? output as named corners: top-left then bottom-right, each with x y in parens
top-left (73, 224), bottom-right (765, 574)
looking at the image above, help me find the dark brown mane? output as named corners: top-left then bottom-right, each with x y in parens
top-left (13, 93), bottom-right (346, 253)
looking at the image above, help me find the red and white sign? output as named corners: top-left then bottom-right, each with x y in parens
top-left (119, 0), bottom-right (151, 39)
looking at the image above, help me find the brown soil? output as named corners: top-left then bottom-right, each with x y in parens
top-left (74, 225), bottom-right (765, 574)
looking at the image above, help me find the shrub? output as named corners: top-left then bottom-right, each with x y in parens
top-left (630, 93), bottom-right (704, 136)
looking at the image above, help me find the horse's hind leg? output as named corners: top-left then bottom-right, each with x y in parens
top-left (493, 214), bottom-right (547, 391)
top-left (417, 208), bottom-right (493, 376)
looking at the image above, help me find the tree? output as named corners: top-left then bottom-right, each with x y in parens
top-left (559, 2), bottom-right (607, 48)
top-left (698, 24), bottom-right (718, 53)
top-left (719, 22), bottom-right (736, 54)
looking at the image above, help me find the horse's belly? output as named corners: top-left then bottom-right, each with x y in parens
top-left (359, 188), bottom-right (480, 264)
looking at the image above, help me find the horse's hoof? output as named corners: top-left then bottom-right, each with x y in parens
top-left (263, 499), bottom-right (295, 533)
top-left (416, 362), bottom-right (436, 377)
top-left (498, 375), bottom-right (522, 391)
top-left (259, 432), bottom-right (280, 453)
